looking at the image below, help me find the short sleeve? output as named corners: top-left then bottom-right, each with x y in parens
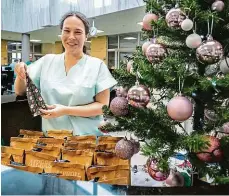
top-left (27, 56), bottom-right (45, 89)
top-left (95, 61), bottom-right (117, 94)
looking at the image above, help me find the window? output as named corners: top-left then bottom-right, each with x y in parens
top-left (94, 0), bottom-right (103, 8)
top-left (105, 0), bottom-right (111, 6)
top-left (34, 43), bottom-right (42, 53)
top-left (108, 52), bottom-right (115, 69)
top-left (120, 33), bottom-right (138, 48)
top-left (108, 35), bottom-right (118, 49)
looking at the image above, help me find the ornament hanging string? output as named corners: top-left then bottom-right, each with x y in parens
top-left (179, 76), bottom-right (185, 95)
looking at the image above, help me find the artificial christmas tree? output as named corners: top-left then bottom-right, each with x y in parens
top-left (103, 0), bottom-right (229, 185)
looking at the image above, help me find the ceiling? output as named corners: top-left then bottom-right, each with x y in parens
top-left (1, 6), bottom-right (145, 43)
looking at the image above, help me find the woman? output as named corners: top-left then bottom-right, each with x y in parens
top-left (14, 11), bottom-right (117, 136)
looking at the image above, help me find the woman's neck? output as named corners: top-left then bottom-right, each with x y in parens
top-left (64, 51), bottom-right (84, 68)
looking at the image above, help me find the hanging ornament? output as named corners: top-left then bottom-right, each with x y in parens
top-left (147, 158), bottom-right (169, 181)
top-left (130, 137), bottom-right (140, 154)
top-left (115, 137), bottom-right (135, 160)
top-left (110, 97), bottom-right (129, 116)
top-left (222, 122), bottom-right (229, 133)
top-left (165, 8), bottom-right (186, 29)
top-left (186, 33), bottom-right (202, 49)
top-left (116, 86), bottom-right (128, 98)
top-left (127, 81), bottom-right (150, 108)
top-left (204, 109), bottom-right (217, 121)
top-left (219, 57), bottom-right (229, 74)
top-left (196, 136), bottom-right (223, 163)
top-left (146, 38), bottom-right (167, 63)
top-left (196, 35), bottom-right (224, 65)
top-left (98, 118), bottom-right (110, 134)
top-left (167, 96), bottom-right (193, 121)
top-left (181, 18), bottom-right (193, 31)
top-left (212, 1), bottom-right (225, 12)
top-left (142, 41), bottom-right (151, 55)
top-left (127, 60), bottom-right (134, 73)
top-left (142, 13), bottom-right (159, 30)
top-left (165, 168), bottom-right (185, 187)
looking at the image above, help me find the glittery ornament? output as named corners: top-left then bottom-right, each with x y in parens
top-left (167, 96), bottom-right (193, 121)
top-left (204, 109), bottom-right (217, 121)
top-left (116, 86), bottom-right (128, 98)
top-left (220, 57), bottom-right (229, 74)
top-left (142, 41), bottom-right (151, 55)
top-left (212, 1), bottom-right (225, 12)
top-left (186, 33), bottom-right (202, 49)
top-left (147, 158), bottom-right (168, 181)
top-left (142, 13), bottom-right (159, 30)
top-left (146, 39), bottom-right (167, 63)
top-left (110, 97), bottom-right (129, 116)
top-left (115, 138), bottom-right (134, 160)
top-left (196, 35), bottom-right (223, 65)
top-left (130, 138), bottom-right (140, 154)
top-left (181, 18), bottom-right (193, 31)
top-left (222, 122), bottom-right (229, 133)
top-left (165, 8), bottom-right (186, 29)
top-left (165, 168), bottom-right (184, 187)
top-left (196, 136), bottom-right (223, 163)
top-left (127, 82), bottom-right (150, 108)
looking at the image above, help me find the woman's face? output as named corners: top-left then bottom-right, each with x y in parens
top-left (61, 16), bottom-right (86, 54)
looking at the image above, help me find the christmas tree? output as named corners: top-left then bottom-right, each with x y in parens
top-left (102, 0), bottom-right (229, 185)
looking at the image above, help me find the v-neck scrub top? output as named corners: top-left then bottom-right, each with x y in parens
top-left (28, 53), bottom-right (117, 136)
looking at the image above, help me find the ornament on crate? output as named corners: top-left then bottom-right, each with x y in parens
top-left (204, 109), bottom-right (217, 122)
top-left (212, 1), bottom-right (225, 12)
top-left (145, 38), bottom-right (167, 63)
top-left (127, 60), bottom-right (134, 73)
top-left (142, 13), bottom-right (159, 30)
top-left (146, 158), bottom-right (169, 181)
top-left (110, 97), bottom-right (129, 116)
top-left (165, 168), bottom-right (185, 187)
top-left (196, 35), bottom-right (223, 65)
top-left (130, 137), bottom-right (140, 154)
top-left (167, 96), bottom-right (193, 122)
top-left (196, 135), bottom-right (223, 163)
top-left (219, 57), bottom-right (229, 74)
top-left (127, 81), bottom-right (150, 108)
top-left (115, 137), bottom-right (135, 160)
top-left (165, 8), bottom-right (186, 29)
top-left (142, 41), bottom-right (151, 55)
top-left (181, 18), bottom-right (193, 31)
top-left (186, 33), bottom-right (202, 49)
top-left (98, 118), bottom-right (110, 134)
top-left (116, 86), bottom-right (128, 98)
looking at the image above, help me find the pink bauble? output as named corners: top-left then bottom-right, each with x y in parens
top-left (143, 13), bottom-right (159, 30)
top-left (142, 41), bottom-right (151, 55)
top-left (165, 169), bottom-right (184, 187)
top-left (222, 122), bottom-right (229, 133)
top-left (147, 158), bottom-right (168, 181)
top-left (167, 96), bottom-right (193, 121)
top-left (127, 60), bottom-right (133, 73)
top-left (212, 1), bottom-right (224, 12)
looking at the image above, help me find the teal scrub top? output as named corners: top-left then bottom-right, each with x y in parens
top-left (28, 53), bottom-right (117, 136)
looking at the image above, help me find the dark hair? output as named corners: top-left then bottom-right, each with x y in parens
top-left (60, 11), bottom-right (90, 35)
top-left (83, 45), bottom-right (87, 53)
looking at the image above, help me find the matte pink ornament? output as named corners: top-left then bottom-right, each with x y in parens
top-left (212, 1), bottom-right (225, 12)
top-left (165, 169), bottom-right (184, 187)
top-left (167, 96), bottom-right (193, 121)
top-left (222, 122), bottom-right (229, 133)
top-left (143, 13), bottom-right (159, 30)
top-left (127, 60), bottom-right (133, 73)
top-left (142, 41), bottom-right (151, 55)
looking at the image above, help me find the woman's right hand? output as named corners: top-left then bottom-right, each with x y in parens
top-left (15, 62), bottom-right (27, 80)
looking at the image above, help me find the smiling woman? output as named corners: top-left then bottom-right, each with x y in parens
top-left (13, 11), bottom-right (117, 136)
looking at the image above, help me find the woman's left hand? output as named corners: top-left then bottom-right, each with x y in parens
top-left (40, 104), bottom-right (67, 119)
